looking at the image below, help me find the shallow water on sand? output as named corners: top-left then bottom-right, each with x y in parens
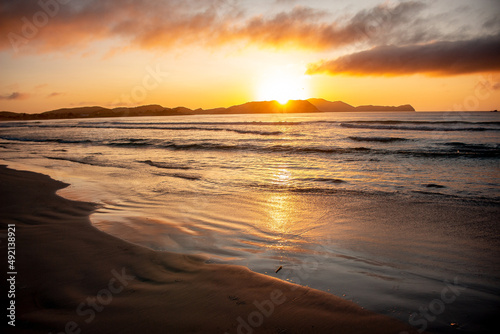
top-left (1, 111), bottom-right (499, 333)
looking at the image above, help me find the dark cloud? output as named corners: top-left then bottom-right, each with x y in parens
top-left (307, 34), bottom-right (500, 76)
top-left (483, 15), bottom-right (500, 29)
top-left (0, 92), bottom-right (29, 100)
top-left (222, 2), bottom-right (430, 50)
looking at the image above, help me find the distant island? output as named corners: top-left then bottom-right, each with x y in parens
top-left (0, 99), bottom-right (415, 121)
top-left (307, 99), bottom-right (415, 113)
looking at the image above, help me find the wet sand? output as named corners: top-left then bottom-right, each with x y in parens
top-left (0, 165), bottom-right (421, 333)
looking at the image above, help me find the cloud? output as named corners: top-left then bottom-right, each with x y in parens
top-left (0, 0), bottom-right (241, 53)
top-left (2, 0), bottom-right (497, 79)
top-left (0, 0), bottom-right (430, 53)
top-left (220, 3), bottom-right (423, 49)
top-left (124, 1), bottom-right (430, 50)
top-left (307, 34), bottom-right (500, 76)
top-left (0, 92), bottom-right (29, 100)
top-left (46, 92), bottom-right (64, 98)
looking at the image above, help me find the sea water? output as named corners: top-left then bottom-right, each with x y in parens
top-left (1, 111), bottom-right (499, 333)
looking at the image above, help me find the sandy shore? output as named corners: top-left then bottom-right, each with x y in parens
top-left (0, 165), bottom-right (420, 333)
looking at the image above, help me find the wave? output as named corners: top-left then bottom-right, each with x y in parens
top-left (3, 119), bottom-right (499, 130)
top-left (45, 156), bottom-right (105, 167)
top-left (139, 160), bottom-right (192, 170)
top-left (4, 136), bottom-right (499, 159)
top-left (157, 142), bottom-right (496, 159)
top-left (436, 142), bottom-right (500, 158)
top-left (443, 142), bottom-right (499, 151)
top-left (339, 120), bottom-right (500, 125)
top-left (0, 136), bottom-right (93, 144)
top-left (301, 177), bottom-right (346, 184)
top-left (25, 124), bottom-right (285, 136)
top-left (395, 149), bottom-right (500, 158)
top-left (91, 139), bottom-right (372, 155)
top-left (5, 119), bottom-right (499, 135)
top-left (340, 123), bottom-right (500, 132)
top-left (84, 121), bottom-right (303, 126)
top-left (112, 125), bottom-right (281, 136)
top-left (425, 184), bottom-right (446, 189)
top-left (1, 136), bottom-right (370, 155)
top-left (106, 139), bottom-right (159, 147)
top-left (45, 156), bottom-right (202, 176)
top-left (160, 142), bottom-right (371, 155)
top-left (0, 121), bottom-right (300, 136)
top-left (231, 129), bottom-right (283, 135)
top-left (244, 182), bottom-right (370, 196)
top-left (348, 136), bottom-right (409, 143)
top-left (163, 173), bottom-right (201, 181)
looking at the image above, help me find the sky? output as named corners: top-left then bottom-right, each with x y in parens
top-left (1, 0), bottom-right (500, 113)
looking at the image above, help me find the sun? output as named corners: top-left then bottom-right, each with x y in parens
top-left (256, 69), bottom-right (310, 104)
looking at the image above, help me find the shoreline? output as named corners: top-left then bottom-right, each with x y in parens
top-left (0, 165), bottom-right (420, 333)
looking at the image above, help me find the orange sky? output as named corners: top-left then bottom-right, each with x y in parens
top-left (1, 0), bottom-right (499, 113)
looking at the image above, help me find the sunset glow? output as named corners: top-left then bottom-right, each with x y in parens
top-left (2, 2), bottom-right (500, 333)
top-left (0, 0), bottom-right (499, 113)
top-left (256, 69), bottom-right (311, 104)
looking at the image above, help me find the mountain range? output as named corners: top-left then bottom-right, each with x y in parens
top-left (0, 99), bottom-right (415, 121)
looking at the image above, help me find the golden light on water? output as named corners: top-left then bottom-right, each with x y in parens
top-left (275, 168), bottom-right (292, 184)
top-left (267, 194), bottom-right (293, 233)
top-left (266, 168), bottom-right (294, 236)
top-left (265, 192), bottom-right (294, 254)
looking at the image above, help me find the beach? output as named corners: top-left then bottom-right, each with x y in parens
top-left (2, 0), bottom-right (500, 332)
top-left (1, 112), bottom-right (499, 333)
top-left (0, 165), bottom-right (423, 333)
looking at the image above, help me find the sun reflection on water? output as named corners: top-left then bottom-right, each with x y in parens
top-left (267, 192), bottom-right (293, 235)
top-left (274, 168), bottom-right (292, 184)
top-left (264, 168), bottom-right (296, 252)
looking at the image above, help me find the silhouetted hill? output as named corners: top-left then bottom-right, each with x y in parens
top-left (43, 106), bottom-right (108, 116)
top-left (180, 100), bottom-right (318, 115)
top-left (0, 111), bottom-right (18, 117)
top-left (308, 99), bottom-right (415, 112)
top-left (308, 98), bottom-right (355, 112)
top-left (281, 100), bottom-right (319, 113)
top-left (0, 99), bottom-right (414, 121)
top-left (227, 100), bottom-right (318, 114)
top-left (15, 105), bottom-right (193, 120)
top-left (355, 104), bottom-right (415, 112)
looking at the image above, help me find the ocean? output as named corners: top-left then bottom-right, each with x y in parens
top-left (1, 111), bottom-right (499, 333)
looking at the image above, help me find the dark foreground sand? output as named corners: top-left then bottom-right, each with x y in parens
top-left (0, 165), bottom-right (420, 334)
